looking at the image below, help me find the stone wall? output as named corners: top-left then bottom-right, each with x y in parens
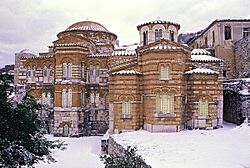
top-left (108, 137), bottom-right (152, 168)
top-left (234, 37), bottom-right (250, 78)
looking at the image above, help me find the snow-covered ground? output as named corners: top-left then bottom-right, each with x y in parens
top-left (113, 121), bottom-right (250, 168)
top-left (36, 136), bottom-right (104, 168)
top-left (35, 122), bottom-right (250, 168)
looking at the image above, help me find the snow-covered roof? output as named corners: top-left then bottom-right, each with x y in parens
top-left (89, 53), bottom-right (110, 57)
top-left (112, 44), bottom-right (138, 56)
top-left (191, 55), bottom-right (223, 62)
top-left (112, 70), bottom-right (142, 75)
top-left (185, 68), bottom-right (219, 75)
top-left (239, 89), bottom-right (250, 95)
top-left (191, 49), bottom-right (211, 55)
top-left (55, 43), bottom-right (85, 47)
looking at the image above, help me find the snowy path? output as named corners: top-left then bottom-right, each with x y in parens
top-left (36, 136), bottom-right (104, 168)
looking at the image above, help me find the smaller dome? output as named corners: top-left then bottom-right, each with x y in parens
top-left (66, 21), bottom-right (110, 33)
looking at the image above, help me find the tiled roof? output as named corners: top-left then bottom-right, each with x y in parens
top-left (137, 20), bottom-right (180, 30)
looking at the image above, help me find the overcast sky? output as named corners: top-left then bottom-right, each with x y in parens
top-left (0, 0), bottom-right (249, 67)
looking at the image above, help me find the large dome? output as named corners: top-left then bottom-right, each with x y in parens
top-left (66, 21), bottom-right (110, 33)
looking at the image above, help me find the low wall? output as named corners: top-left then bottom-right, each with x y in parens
top-left (108, 136), bottom-right (152, 168)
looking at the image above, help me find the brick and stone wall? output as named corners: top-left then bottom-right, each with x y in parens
top-left (108, 137), bottom-right (152, 168)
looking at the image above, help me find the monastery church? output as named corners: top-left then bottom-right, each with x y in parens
top-left (14, 19), bottom-right (224, 136)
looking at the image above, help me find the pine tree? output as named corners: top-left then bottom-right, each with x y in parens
top-left (0, 74), bottom-right (65, 167)
top-left (100, 146), bottom-right (148, 168)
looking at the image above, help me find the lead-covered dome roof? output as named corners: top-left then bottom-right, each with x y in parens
top-left (66, 21), bottom-right (110, 33)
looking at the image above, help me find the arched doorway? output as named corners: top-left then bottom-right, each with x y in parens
top-left (63, 124), bottom-right (69, 137)
top-left (223, 90), bottom-right (245, 125)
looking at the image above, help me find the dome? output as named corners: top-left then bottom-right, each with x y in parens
top-left (66, 21), bottom-right (110, 33)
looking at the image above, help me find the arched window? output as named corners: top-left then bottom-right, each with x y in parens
top-left (62, 63), bottom-right (72, 80)
top-left (160, 65), bottom-right (170, 80)
top-left (67, 63), bottom-right (72, 79)
top-left (63, 124), bottom-right (69, 137)
top-left (155, 29), bottom-right (159, 41)
top-left (42, 92), bottom-right (46, 105)
top-left (159, 29), bottom-right (162, 39)
top-left (67, 89), bottom-right (72, 107)
top-left (43, 66), bottom-right (48, 82)
top-left (155, 93), bottom-right (175, 114)
top-left (198, 100), bottom-right (208, 116)
top-left (31, 66), bottom-right (36, 82)
top-left (155, 29), bottom-right (163, 41)
top-left (62, 89), bottom-right (67, 108)
top-left (61, 89), bottom-right (72, 108)
top-left (143, 31), bottom-right (148, 45)
top-left (170, 30), bottom-right (174, 41)
top-left (122, 100), bottom-right (132, 115)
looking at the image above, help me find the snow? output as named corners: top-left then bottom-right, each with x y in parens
top-left (36, 136), bottom-right (104, 168)
top-left (191, 55), bottom-right (223, 62)
top-left (191, 49), bottom-right (211, 55)
top-left (112, 70), bottom-right (142, 75)
top-left (239, 88), bottom-right (250, 95)
top-left (112, 121), bottom-right (250, 168)
top-left (185, 67), bottom-right (219, 75)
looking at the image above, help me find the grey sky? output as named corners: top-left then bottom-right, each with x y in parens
top-left (0, 0), bottom-right (249, 67)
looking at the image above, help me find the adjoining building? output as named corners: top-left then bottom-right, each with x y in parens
top-left (14, 19), bottom-right (225, 136)
top-left (188, 19), bottom-right (250, 79)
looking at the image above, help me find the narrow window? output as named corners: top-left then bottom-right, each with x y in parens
top-left (90, 93), bottom-right (95, 104)
top-left (143, 31), bottom-right (148, 45)
top-left (67, 89), bottom-right (72, 107)
top-left (170, 30), bottom-right (174, 41)
top-left (62, 89), bottom-right (67, 107)
top-left (159, 29), bottom-right (163, 39)
top-left (42, 92), bottom-right (46, 105)
top-left (67, 63), bottom-right (72, 79)
top-left (47, 92), bottom-right (51, 106)
top-left (212, 31), bottom-right (215, 43)
top-left (62, 63), bottom-right (67, 79)
top-left (81, 63), bottom-right (85, 79)
top-left (204, 36), bottom-right (208, 48)
top-left (156, 93), bottom-right (161, 112)
top-left (95, 93), bottom-right (99, 107)
top-left (243, 27), bottom-right (250, 38)
top-left (225, 26), bottom-right (231, 40)
top-left (155, 29), bottom-right (159, 41)
top-left (223, 70), bottom-right (227, 78)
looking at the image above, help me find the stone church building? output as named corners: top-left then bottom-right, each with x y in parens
top-left (14, 19), bottom-right (224, 136)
